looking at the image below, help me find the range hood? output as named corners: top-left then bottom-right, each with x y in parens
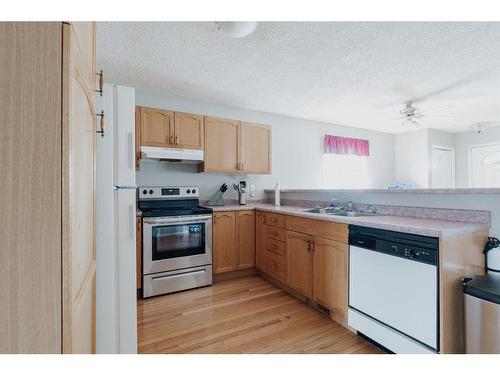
top-left (141, 146), bottom-right (204, 164)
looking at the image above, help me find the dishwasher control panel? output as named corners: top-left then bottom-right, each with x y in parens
top-left (349, 225), bottom-right (439, 266)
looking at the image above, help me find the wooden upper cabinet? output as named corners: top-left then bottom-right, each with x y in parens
top-left (240, 122), bottom-right (271, 174)
top-left (213, 212), bottom-right (236, 274)
top-left (140, 107), bottom-right (174, 147)
top-left (286, 231), bottom-right (313, 298)
top-left (236, 211), bottom-right (255, 270)
top-left (312, 238), bottom-right (348, 318)
top-left (203, 116), bottom-right (240, 173)
top-left (255, 211), bottom-right (267, 271)
top-left (174, 112), bottom-right (204, 149)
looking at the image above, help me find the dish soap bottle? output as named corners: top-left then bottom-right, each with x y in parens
top-left (274, 182), bottom-right (280, 206)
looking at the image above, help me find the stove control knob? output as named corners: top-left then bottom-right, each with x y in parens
top-left (192, 189), bottom-right (196, 194)
top-left (186, 189), bottom-right (191, 194)
top-left (142, 189), bottom-right (148, 195)
top-left (149, 189), bottom-right (154, 195)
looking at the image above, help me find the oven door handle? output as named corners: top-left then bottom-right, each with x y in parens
top-left (143, 215), bottom-right (213, 225)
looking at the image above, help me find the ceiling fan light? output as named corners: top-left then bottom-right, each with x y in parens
top-left (215, 22), bottom-right (258, 38)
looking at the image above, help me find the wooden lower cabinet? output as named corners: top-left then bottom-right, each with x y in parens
top-left (266, 251), bottom-right (287, 283)
top-left (213, 210), bottom-right (256, 274)
top-left (312, 237), bottom-right (348, 324)
top-left (213, 212), bottom-right (236, 274)
top-left (286, 231), bottom-right (313, 298)
top-left (236, 211), bottom-right (255, 270)
top-left (285, 230), bottom-right (348, 322)
top-left (255, 211), bottom-right (267, 271)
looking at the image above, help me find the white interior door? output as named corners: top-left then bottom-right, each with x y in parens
top-left (431, 146), bottom-right (455, 188)
top-left (470, 143), bottom-right (500, 188)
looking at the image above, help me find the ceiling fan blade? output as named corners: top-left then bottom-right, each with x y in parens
top-left (421, 105), bottom-right (454, 113)
top-left (426, 114), bottom-right (456, 118)
top-left (410, 71), bottom-right (488, 103)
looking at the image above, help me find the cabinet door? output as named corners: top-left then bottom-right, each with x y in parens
top-left (240, 122), bottom-right (272, 174)
top-left (255, 211), bottom-right (267, 271)
top-left (136, 216), bottom-right (142, 290)
top-left (313, 237), bottom-right (348, 323)
top-left (204, 116), bottom-right (240, 172)
top-left (236, 211), bottom-right (255, 270)
top-left (213, 212), bottom-right (236, 274)
top-left (140, 107), bottom-right (174, 147)
top-left (286, 231), bottom-right (313, 298)
top-left (174, 112), bottom-right (204, 149)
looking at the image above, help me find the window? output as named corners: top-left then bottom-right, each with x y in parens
top-left (322, 134), bottom-right (370, 188)
top-left (322, 153), bottom-right (369, 188)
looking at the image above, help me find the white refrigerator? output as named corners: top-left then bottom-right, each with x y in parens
top-left (96, 84), bottom-right (137, 353)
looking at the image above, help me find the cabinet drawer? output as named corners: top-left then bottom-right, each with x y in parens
top-left (266, 238), bottom-right (286, 256)
top-left (285, 215), bottom-right (348, 243)
top-left (266, 251), bottom-right (286, 283)
top-left (266, 226), bottom-right (285, 242)
top-left (263, 212), bottom-right (285, 229)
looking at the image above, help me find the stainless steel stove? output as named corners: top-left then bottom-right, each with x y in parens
top-left (138, 186), bottom-right (213, 298)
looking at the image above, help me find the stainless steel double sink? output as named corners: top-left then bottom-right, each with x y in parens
top-left (304, 207), bottom-right (380, 217)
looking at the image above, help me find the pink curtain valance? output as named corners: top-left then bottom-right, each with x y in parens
top-left (323, 135), bottom-right (369, 156)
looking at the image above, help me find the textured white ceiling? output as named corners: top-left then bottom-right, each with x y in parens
top-left (97, 22), bottom-right (500, 133)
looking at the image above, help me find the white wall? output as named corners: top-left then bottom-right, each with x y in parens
top-left (455, 127), bottom-right (500, 188)
top-left (135, 88), bottom-right (395, 199)
top-left (394, 129), bottom-right (429, 188)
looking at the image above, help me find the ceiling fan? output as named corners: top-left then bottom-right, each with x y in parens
top-left (387, 70), bottom-right (491, 128)
top-left (395, 101), bottom-right (454, 128)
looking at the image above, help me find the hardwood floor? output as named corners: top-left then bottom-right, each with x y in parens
top-left (137, 275), bottom-right (384, 354)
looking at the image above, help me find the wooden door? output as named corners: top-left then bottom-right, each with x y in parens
top-left (140, 107), bottom-right (174, 147)
top-left (204, 116), bottom-right (240, 172)
top-left (0, 22), bottom-right (63, 353)
top-left (240, 122), bottom-right (272, 174)
top-left (286, 231), bottom-right (313, 298)
top-left (236, 211), bottom-right (255, 270)
top-left (313, 237), bottom-right (348, 323)
top-left (61, 22), bottom-right (96, 353)
top-left (255, 211), bottom-right (267, 271)
top-left (174, 112), bottom-right (204, 149)
top-left (213, 212), bottom-right (236, 274)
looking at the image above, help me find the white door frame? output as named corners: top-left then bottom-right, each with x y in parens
top-left (468, 141), bottom-right (500, 188)
top-left (431, 145), bottom-right (455, 188)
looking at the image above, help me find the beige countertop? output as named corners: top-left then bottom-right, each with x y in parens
top-left (206, 203), bottom-right (490, 238)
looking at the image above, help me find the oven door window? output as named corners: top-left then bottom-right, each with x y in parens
top-left (152, 223), bottom-right (205, 261)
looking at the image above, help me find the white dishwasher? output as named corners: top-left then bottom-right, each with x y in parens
top-left (348, 225), bottom-right (439, 354)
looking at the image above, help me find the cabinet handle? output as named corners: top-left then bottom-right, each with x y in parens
top-left (241, 162), bottom-right (244, 170)
top-left (96, 110), bottom-right (105, 137)
top-left (175, 135), bottom-right (179, 145)
top-left (311, 240), bottom-right (315, 252)
top-left (95, 69), bottom-right (104, 96)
